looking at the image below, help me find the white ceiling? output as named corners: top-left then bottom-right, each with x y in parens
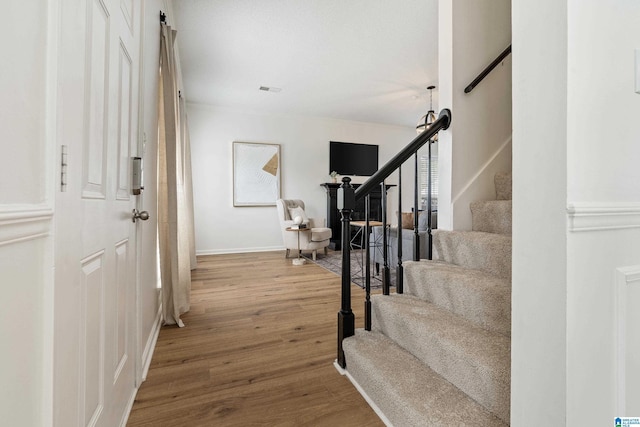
top-left (173, 0), bottom-right (439, 128)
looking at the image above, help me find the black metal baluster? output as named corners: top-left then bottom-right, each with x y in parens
top-left (396, 166), bottom-right (403, 293)
top-left (413, 152), bottom-right (420, 261)
top-left (337, 177), bottom-right (355, 368)
top-left (381, 181), bottom-right (390, 295)
top-left (427, 140), bottom-right (433, 260)
top-left (364, 195), bottom-right (371, 331)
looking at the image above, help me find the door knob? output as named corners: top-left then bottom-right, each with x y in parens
top-left (132, 209), bottom-right (150, 222)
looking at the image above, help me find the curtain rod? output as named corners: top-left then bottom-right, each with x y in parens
top-left (160, 11), bottom-right (167, 23)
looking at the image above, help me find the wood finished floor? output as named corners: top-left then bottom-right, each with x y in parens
top-left (127, 251), bottom-right (384, 427)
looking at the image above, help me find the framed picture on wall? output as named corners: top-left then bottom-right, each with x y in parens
top-left (232, 141), bottom-right (281, 206)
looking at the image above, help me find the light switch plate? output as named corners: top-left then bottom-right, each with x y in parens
top-left (636, 49), bottom-right (640, 94)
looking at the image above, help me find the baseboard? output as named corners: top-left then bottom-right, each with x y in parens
top-left (449, 136), bottom-right (512, 230)
top-left (333, 360), bottom-right (393, 427)
top-left (124, 299), bottom-right (162, 426)
top-left (196, 246), bottom-right (284, 256)
top-left (140, 304), bottom-right (162, 381)
top-left (451, 136), bottom-right (512, 206)
top-left (119, 387), bottom-right (138, 427)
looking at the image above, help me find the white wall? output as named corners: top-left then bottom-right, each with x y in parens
top-left (511, 0), bottom-right (568, 424)
top-left (0, 1), bottom-right (55, 425)
top-left (566, 0), bottom-right (640, 203)
top-left (188, 104), bottom-right (416, 254)
top-left (513, 0), bottom-right (640, 425)
top-left (1, 2), bottom-right (49, 204)
top-left (438, 0), bottom-right (512, 231)
top-left (565, 0), bottom-right (640, 423)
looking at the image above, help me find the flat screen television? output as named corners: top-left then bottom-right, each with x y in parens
top-left (329, 141), bottom-right (379, 176)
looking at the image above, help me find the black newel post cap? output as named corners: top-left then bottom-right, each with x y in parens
top-left (337, 177), bottom-right (355, 211)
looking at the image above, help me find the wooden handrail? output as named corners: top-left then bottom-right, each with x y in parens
top-left (354, 109), bottom-right (452, 199)
top-left (464, 45), bottom-right (511, 94)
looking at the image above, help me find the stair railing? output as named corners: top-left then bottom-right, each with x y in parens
top-left (464, 45), bottom-right (511, 94)
top-left (336, 108), bottom-right (451, 369)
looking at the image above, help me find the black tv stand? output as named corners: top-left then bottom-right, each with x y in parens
top-left (320, 182), bottom-right (395, 250)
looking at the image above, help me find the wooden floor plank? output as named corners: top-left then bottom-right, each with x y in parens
top-left (128, 251), bottom-right (384, 426)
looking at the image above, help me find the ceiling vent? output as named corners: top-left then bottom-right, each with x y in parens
top-left (259, 86), bottom-right (282, 93)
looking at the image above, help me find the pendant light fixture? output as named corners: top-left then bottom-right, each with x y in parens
top-left (416, 85), bottom-right (437, 141)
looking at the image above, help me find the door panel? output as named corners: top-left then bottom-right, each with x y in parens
top-left (116, 44), bottom-right (133, 201)
top-left (80, 251), bottom-right (105, 426)
top-left (55, 0), bottom-right (141, 425)
top-left (120, 0), bottom-right (134, 33)
top-left (114, 239), bottom-right (129, 380)
top-left (83, 0), bottom-right (109, 200)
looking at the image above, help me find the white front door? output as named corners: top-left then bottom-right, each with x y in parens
top-left (55, 0), bottom-right (142, 425)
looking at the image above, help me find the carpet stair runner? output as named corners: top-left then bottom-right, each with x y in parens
top-left (342, 172), bottom-right (512, 426)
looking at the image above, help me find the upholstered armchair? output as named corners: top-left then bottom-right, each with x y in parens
top-left (276, 199), bottom-right (332, 260)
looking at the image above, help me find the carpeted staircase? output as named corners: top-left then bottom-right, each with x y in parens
top-left (341, 172), bottom-right (512, 426)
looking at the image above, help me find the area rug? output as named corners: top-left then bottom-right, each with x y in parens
top-left (308, 249), bottom-right (396, 289)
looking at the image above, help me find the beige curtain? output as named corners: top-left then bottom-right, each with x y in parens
top-left (180, 95), bottom-right (197, 270)
top-left (158, 22), bottom-right (196, 327)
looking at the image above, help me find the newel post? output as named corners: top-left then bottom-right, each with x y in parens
top-left (337, 177), bottom-right (355, 369)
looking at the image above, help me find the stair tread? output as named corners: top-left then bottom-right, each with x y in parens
top-left (470, 199), bottom-right (512, 206)
top-left (343, 330), bottom-right (508, 427)
top-left (433, 229), bottom-right (512, 242)
top-left (372, 294), bottom-right (510, 422)
top-left (404, 260), bottom-right (511, 335)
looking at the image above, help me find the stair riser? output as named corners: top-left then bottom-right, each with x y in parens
top-left (433, 231), bottom-right (512, 280)
top-left (494, 172), bottom-right (512, 200)
top-left (343, 339), bottom-right (430, 426)
top-left (470, 200), bottom-right (512, 235)
top-left (371, 297), bottom-right (510, 423)
top-left (404, 262), bottom-right (511, 336)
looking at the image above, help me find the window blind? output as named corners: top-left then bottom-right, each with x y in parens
top-left (419, 154), bottom-right (438, 210)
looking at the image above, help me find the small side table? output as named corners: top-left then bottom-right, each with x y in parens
top-left (350, 221), bottom-right (384, 249)
top-left (350, 221), bottom-right (384, 280)
top-left (286, 227), bottom-right (310, 265)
